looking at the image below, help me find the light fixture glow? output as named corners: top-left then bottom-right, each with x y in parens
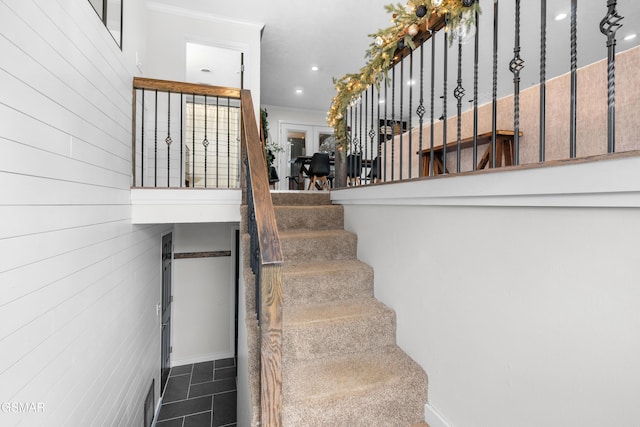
top-left (624, 33), bottom-right (637, 41)
top-left (555, 13), bottom-right (567, 21)
top-left (407, 79), bottom-right (416, 86)
top-left (311, 66), bottom-right (319, 71)
top-left (379, 99), bottom-right (385, 104)
top-left (295, 89), bottom-right (303, 95)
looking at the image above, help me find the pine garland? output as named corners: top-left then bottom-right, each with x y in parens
top-left (327, 0), bottom-right (480, 147)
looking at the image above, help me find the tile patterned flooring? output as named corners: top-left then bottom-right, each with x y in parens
top-left (156, 358), bottom-right (237, 427)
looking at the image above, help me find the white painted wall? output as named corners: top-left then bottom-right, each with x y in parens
top-left (145, 2), bottom-right (262, 115)
top-left (333, 160), bottom-right (640, 427)
top-left (171, 223), bottom-right (237, 366)
top-left (0, 0), bottom-right (168, 426)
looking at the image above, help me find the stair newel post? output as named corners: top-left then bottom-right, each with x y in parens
top-left (260, 263), bottom-right (283, 426)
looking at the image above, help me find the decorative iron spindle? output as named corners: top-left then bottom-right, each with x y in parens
top-left (180, 94), bottom-right (183, 187)
top-left (377, 86), bottom-right (382, 182)
top-left (408, 50), bottom-right (414, 178)
top-left (369, 85), bottom-right (376, 184)
top-left (417, 43), bottom-right (426, 176)
top-left (600, 0), bottom-right (623, 153)
top-left (384, 76), bottom-right (388, 182)
top-left (430, 31), bottom-right (436, 176)
top-left (509, 0), bottom-right (524, 166)
top-left (442, 26), bottom-right (448, 174)
top-left (391, 65), bottom-right (396, 181)
top-left (154, 90), bottom-right (158, 186)
top-left (540, 0), bottom-right (547, 162)
top-left (473, 9), bottom-right (480, 170)
top-left (364, 87), bottom-right (368, 183)
top-left (216, 97), bottom-right (220, 188)
top-left (491, 0), bottom-right (499, 168)
top-left (203, 95), bottom-right (209, 187)
top-left (569, 0), bottom-right (577, 158)
top-left (228, 97), bottom-right (231, 187)
top-left (454, 40), bottom-right (465, 173)
top-left (400, 58), bottom-right (404, 180)
top-left (141, 89), bottom-right (145, 187)
top-left (166, 92), bottom-right (172, 187)
top-left (192, 94), bottom-right (196, 188)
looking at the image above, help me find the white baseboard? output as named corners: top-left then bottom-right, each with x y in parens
top-left (425, 403), bottom-right (452, 427)
top-left (170, 351), bottom-right (234, 367)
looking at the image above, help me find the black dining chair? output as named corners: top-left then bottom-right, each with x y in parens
top-left (367, 156), bottom-right (381, 183)
top-left (307, 152), bottom-right (331, 190)
top-left (346, 154), bottom-right (362, 186)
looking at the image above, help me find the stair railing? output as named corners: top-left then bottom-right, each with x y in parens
top-left (240, 90), bottom-right (284, 426)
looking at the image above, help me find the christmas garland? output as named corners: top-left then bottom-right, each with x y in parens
top-left (327, 0), bottom-right (480, 147)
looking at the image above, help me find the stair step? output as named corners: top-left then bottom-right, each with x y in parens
top-left (279, 229), bottom-right (357, 262)
top-left (283, 345), bottom-right (427, 426)
top-left (271, 191), bottom-right (331, 206)
top-left (275, 205), bottom-right (344, 232)
top-left (283, 259), bottom-right (373, 306)
top-left (283, 298), bottom-right (395, 361)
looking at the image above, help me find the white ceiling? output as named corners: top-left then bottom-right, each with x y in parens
top-left (151, 0), bottom-right (640, 116)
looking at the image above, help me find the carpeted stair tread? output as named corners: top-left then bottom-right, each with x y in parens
top-left (283, 298), bottom-right (396, 360)
top-left (283, 345), bottom-right (427, 426)
top-left (271, 191), bottom-right (331, 206)
top-left (283, 259), bottom-right (373, 305)
top-left (275, 204), bottom-right (344, 231)
top-left (279, 229), bottom-right (357, 262)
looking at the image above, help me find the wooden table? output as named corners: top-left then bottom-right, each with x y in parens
top-left (419, 130), bottom-right (522, 176)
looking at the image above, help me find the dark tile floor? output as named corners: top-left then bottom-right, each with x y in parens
top-left (156, 358), bottom-right (237, 427)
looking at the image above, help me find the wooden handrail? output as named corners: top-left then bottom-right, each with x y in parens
top-left (133, 76), bottom-right (241, 98)
top-left (240, 89), bottom-right (283, 426)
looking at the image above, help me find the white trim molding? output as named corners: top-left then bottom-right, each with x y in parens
top-left (331, 155), bottom-right (640, 208)
top-left (131, 188), bottom-right (242, 223)
top-left (425, 403), bottom-right (452, 427)
top-left (146, 2), bottom-right (265, 31)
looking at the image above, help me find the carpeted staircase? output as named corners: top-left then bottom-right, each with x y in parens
top-left (270, 191), bottom-right (428, 426)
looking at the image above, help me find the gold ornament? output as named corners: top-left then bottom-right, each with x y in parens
top-left (408, 23), bottom-right (419, 37)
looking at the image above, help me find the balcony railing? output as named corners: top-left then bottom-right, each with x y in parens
top-left (339, 0), bottom-right (639, 187)
top-left (132, 77), bottom-right (242, 188)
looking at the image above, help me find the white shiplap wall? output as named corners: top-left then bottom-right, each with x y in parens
top-left (0, 1), bottom-right (167, 426)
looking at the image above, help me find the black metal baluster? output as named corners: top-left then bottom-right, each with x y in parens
top-left (180, 93), bottom-right (183, 187)
top-left (166, 92), bottom-right (172, 187)
top-left (141, 89), bottom-right (145, 187)
top-left (154, 90), bottom-right (158, 187)
top-left (228, 97), bottom-right (231, 187)
top-left (399, 58), bottom-right (404, 180)
top-left (203, 95), bottom-right (209, 188)
top-left (359, 93), bottom-right (364, 156)
top-left (369, 85), bottom-right (376, 184)
top-left (192, 94), bottom-right (196, 188)
top-left (442, 25), bottom-right (448, 174)
top-left (364, 88), bottom-right (368, 184)
top-left (391, 65), bottom-right (396, 181)
top-left (377, 85), bottom-right (382, 182)
top-left (569, 0), bottom-right (577, 158)
top-left (491, 0), bottom-right (499, 168)
top-left (417, 43), bottom-right (426, 177)
top-left (473, 8), bottom-right (480, 170)
top-left (384, 75), bottom-right (388, 182)
top-left (216, 96), bottom-right (220, 188)
top-left (600, 0), bottom-right (623, 153)
top-left (408, 50), bottom-right (414, 178)
top-left (430, 30), bottom-right (436, 176)
top-left (509, 0), bottom-right (524, 166)
top-left (540, 0), bottom-right (547, 162)
top-left (455, 40), bottom-right (465, 173)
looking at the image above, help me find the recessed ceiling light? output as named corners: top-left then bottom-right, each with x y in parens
top-left (311, 66), bottom-right (319, 71)
top-left (200, 67), bottom-right (211, 73)
top-left (555, 13), bottom-right (567, 21)
top-left (295, 89), bottom-right (303, 95)
top-left (624, 33), bottom-right (637, 41)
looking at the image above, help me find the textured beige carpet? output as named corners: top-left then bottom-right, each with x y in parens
top-left (242, 191), bottom-right (428, 426)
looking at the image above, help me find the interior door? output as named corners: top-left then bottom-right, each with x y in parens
top-left (160, 233), bottom-right (173, 392)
